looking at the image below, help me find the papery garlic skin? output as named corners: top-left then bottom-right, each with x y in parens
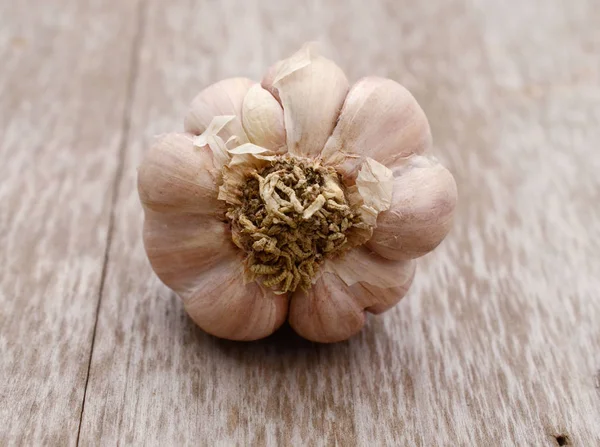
top-left (138, 44), bottom-right (457, 343)
top-left (367, 156), bottom-right (458, 261)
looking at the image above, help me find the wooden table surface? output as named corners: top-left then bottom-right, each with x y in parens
top-left (2, 0), bottom-right (599, 445)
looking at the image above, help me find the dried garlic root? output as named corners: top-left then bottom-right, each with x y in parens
top-left (138, 44), bottom-right (457, 343)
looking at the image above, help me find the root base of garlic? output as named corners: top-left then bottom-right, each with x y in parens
top-left (226, 155), bottom-right (368, 294)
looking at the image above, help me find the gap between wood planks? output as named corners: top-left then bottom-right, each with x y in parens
top-left (75, 0), bottom-right (148, 444)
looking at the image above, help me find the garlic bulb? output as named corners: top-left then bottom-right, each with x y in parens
top-left (138, 44), bottom-right (457, 343)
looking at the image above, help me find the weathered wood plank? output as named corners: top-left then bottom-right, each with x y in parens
top-left (0, 0), bottom-right (141, 444)
top-left (80, 0), bottom-right (600, 445)
top-left (346, 0), bottom-right (600, 444)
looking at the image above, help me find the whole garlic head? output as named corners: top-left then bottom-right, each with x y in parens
top-left (138, 44), bottom-right (457, 343)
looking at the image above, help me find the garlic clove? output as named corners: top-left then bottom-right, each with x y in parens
top-left (265, 45), bottom-right (349, 158)
top-left (288, 273), bottom-right (366, 343)
top-left (241, 84), bottom-right (287, 153)
top-left (143, 210), bottom-right (234, 293)
top-left (182, 252), bottom-right (289, 341)
top-left (289, 246), bottom-right (415, 343)
top-left (184, 77), bottom-right (254, 141)
top-left (367, 155), bottom-right (458, 260)
top-left (138, 133), bottom-right (224, 215)
top-left (321, 77), bottom-right (431, 180)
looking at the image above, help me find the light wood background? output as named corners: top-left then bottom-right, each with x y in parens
top-left (1, 0), bottom-right (599, 445)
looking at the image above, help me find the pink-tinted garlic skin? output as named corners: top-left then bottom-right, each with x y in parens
top-left (137, 47), bottom-right (457, 343)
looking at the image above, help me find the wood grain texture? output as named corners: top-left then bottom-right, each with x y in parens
top-left (0, 0), bottom-right (140, 444)
top-left (2, 0), bottom-right (600, 445)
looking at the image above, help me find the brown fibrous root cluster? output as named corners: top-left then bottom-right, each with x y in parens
top-left (226, 155), bottom-right (366, 294)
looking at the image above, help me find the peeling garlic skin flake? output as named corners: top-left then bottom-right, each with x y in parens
top-left (137, 44), bottom-right (457, 343)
